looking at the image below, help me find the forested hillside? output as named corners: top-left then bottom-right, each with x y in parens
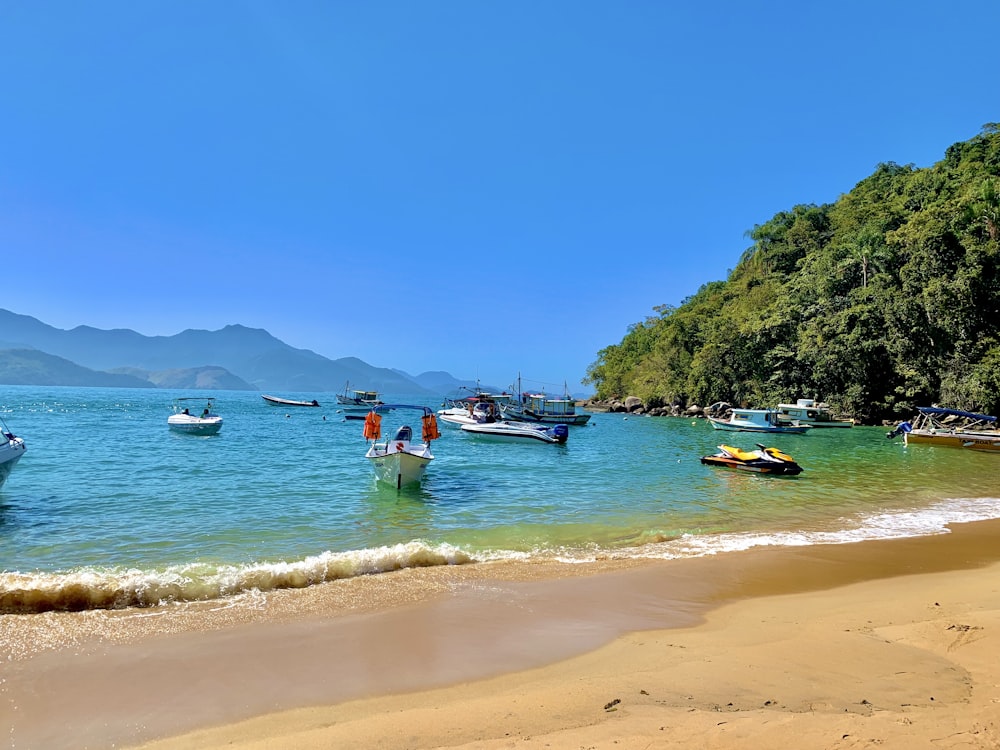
top-left (586, 125), bottom-right (1000, 423)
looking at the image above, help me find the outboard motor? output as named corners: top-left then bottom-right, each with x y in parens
top-left (886, 421), bottom-right (912, 440)
top-left (550, 424), bottom-right (569, 443)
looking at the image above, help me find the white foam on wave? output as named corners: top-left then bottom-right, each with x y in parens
top-left (642, 496), bottom-right (1000, 560)
top-left (0, 540), bottom-right (475, 613)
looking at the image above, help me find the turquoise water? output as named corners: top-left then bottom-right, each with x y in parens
top-left (1, 385), bottom-right (998, 612)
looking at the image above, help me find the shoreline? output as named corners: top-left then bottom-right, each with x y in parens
top-left (5, 519), bottom-right (1000, 748)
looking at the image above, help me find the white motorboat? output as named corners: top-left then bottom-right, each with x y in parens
top-left (0, 416), bottom-right (26, 489)
top-left (363, 405), bottom-right (441, 488)
top-left (336, 383), bottom-right (383, 420)
top-left (437, 385), bottom-right (513, 428)
top-left (707, 408), bottom-right (810, 434)
top-left (774, 399), bottom-right (853, 428)
top-left (437, 399), bottom-right (503, 428)
top-left (167, 398), bottom-right (223, 435)
top-left (460, 419), bottom-right (569, 444)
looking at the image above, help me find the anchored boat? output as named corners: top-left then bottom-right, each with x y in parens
top-left (460, 420), bottom-right (569, 444)
top-left (0, 416), bottom-right (26, 489)
top-left (262, 394), bottom-right (320, 407)
top-left (363, 405), bottom-right (441, 488)
top-left (887, 407), bottom-right (1000, 452)
top-left (708, 408), bottom-right (811, 434)
top-left (167, 398), bottom-right (223, 436)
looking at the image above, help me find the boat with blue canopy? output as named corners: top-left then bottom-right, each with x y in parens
top-left (886, 407), bottom-right (1000, 452)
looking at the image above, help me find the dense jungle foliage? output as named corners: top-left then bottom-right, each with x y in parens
top-left (585, 125), bottom-right (1000, 423)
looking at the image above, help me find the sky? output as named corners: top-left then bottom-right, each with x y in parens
top-left (2, 2), bottom-right (998, 395)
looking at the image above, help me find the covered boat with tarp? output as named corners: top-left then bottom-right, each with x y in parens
top-left (887, 407), bottom-right (1000, 452)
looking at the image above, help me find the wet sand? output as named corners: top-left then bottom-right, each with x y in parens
top-left (5, 520), bottom-right (1000, 749)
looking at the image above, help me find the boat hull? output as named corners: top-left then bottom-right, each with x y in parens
top-left (0, 437), bottom-right (26, 489)
top-left (460, 421), bottom-right (569, 444)
top-left (904, 431), bottom-right (1000, 452)
top-left (366, 449), bottom-right (433, 488)
top-left (707, 417), bottom-right (809, 434)
top-left (167, 415), bottom-right (223, 435)
top-left (262, 395), bottom-right (320, 407)
top-left (507, 410), bottom-right (591, 425)
top-left (700, 454), bottom-right (802, 475)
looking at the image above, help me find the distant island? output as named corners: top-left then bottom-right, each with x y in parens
top-left (0, 309), bottom-right (492, 395)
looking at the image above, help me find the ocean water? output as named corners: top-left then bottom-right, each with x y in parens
top-left (1, 385), bottom-right (998, 613)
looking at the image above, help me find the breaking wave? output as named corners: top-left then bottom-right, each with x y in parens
top-left (0, 541), bottom-right (475, 614)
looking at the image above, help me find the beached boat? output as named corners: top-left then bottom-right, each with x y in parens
top-left (262, 394), bottom-right (320, 407)
top-left (0, 416), bottom-right (27, 489)
top-left (460, 420), bottom-right (569, 444)
top-left (505, 377), bottom-right (591, 425)
top-left (701, 444), bottom-right (803, 475)
top-left (775, 398), bottom-right (853, 428)
top-left (708, 408), bottom-right (811, 434)
top-left (167, 398), bottom-right (223, 435)
top-left (363, 405), bottom-right (441, 488)
top-left (336, 383), bottom-right (384, 420)
top-left (886, 407), bottom-right (1000, 452)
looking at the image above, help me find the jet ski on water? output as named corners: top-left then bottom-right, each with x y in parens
top-left (700, 443), bottom-right (803, 475)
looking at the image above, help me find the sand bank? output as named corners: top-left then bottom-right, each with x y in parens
top-left (5, 520), bottom-right (1000, 749)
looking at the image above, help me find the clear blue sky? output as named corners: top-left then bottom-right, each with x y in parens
top-left (2, 2), bottom-right (997, 394)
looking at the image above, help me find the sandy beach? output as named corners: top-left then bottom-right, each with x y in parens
top-left (5, 520), bottom-right (1000, 749)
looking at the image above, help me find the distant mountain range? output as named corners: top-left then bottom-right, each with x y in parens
top-left (0, 309), bottom-right (493, 395)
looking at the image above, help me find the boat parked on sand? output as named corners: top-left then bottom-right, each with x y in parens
top-left (774, 399), bottom-right (853, 428)
top-left (336, 383), bottom-right (383, 420)
top-left (167, 398), bottom-right (223, 436)
top-left (0, 416), bottom-right (26, 489)
top-left (708, 408), bottom-right (810, 434)
top-left (701, 444), bottom-right (803, 475)
top-left (262, 394), bottom-right (320, 407)
top-left (886, 407), bottom-right (1000, 452)
top-left (363, 405), bottom-right (441, 488)
top-left (460, 420), bottom-right (569, 444)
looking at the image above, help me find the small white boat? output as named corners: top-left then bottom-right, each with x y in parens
top-left (0, 416), bottom-right (26, 489)
top-left (774, 399), bottom-right (853, 428)
top-left (336, 383), bottom-right (383, 420)
top-left (363, 405), bottom-right (441, 488)
top-left (708, 408), bottom-right (810, 434)
top-left (437, 399), bottom-right (503, 428)
top-left (460, 420), bottom-right (569, 444)
top-left (262, 394), bottom-right (320, 407)
top-left (167, 398), bottom-right (223, 435)
top-left (437, 384), bottom-right (514, 428)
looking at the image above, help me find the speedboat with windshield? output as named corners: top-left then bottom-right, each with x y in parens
top-left (167, 398), bottom-right (223, 435)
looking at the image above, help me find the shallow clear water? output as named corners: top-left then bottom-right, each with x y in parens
top-left (1, 386), bottom-right (997, 611)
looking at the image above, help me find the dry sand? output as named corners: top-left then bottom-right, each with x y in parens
top-left (5, 521), bottom-right (1000, 749)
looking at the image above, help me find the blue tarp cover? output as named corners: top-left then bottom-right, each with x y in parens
top-left (916, 406), bottom-right (996, 422)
